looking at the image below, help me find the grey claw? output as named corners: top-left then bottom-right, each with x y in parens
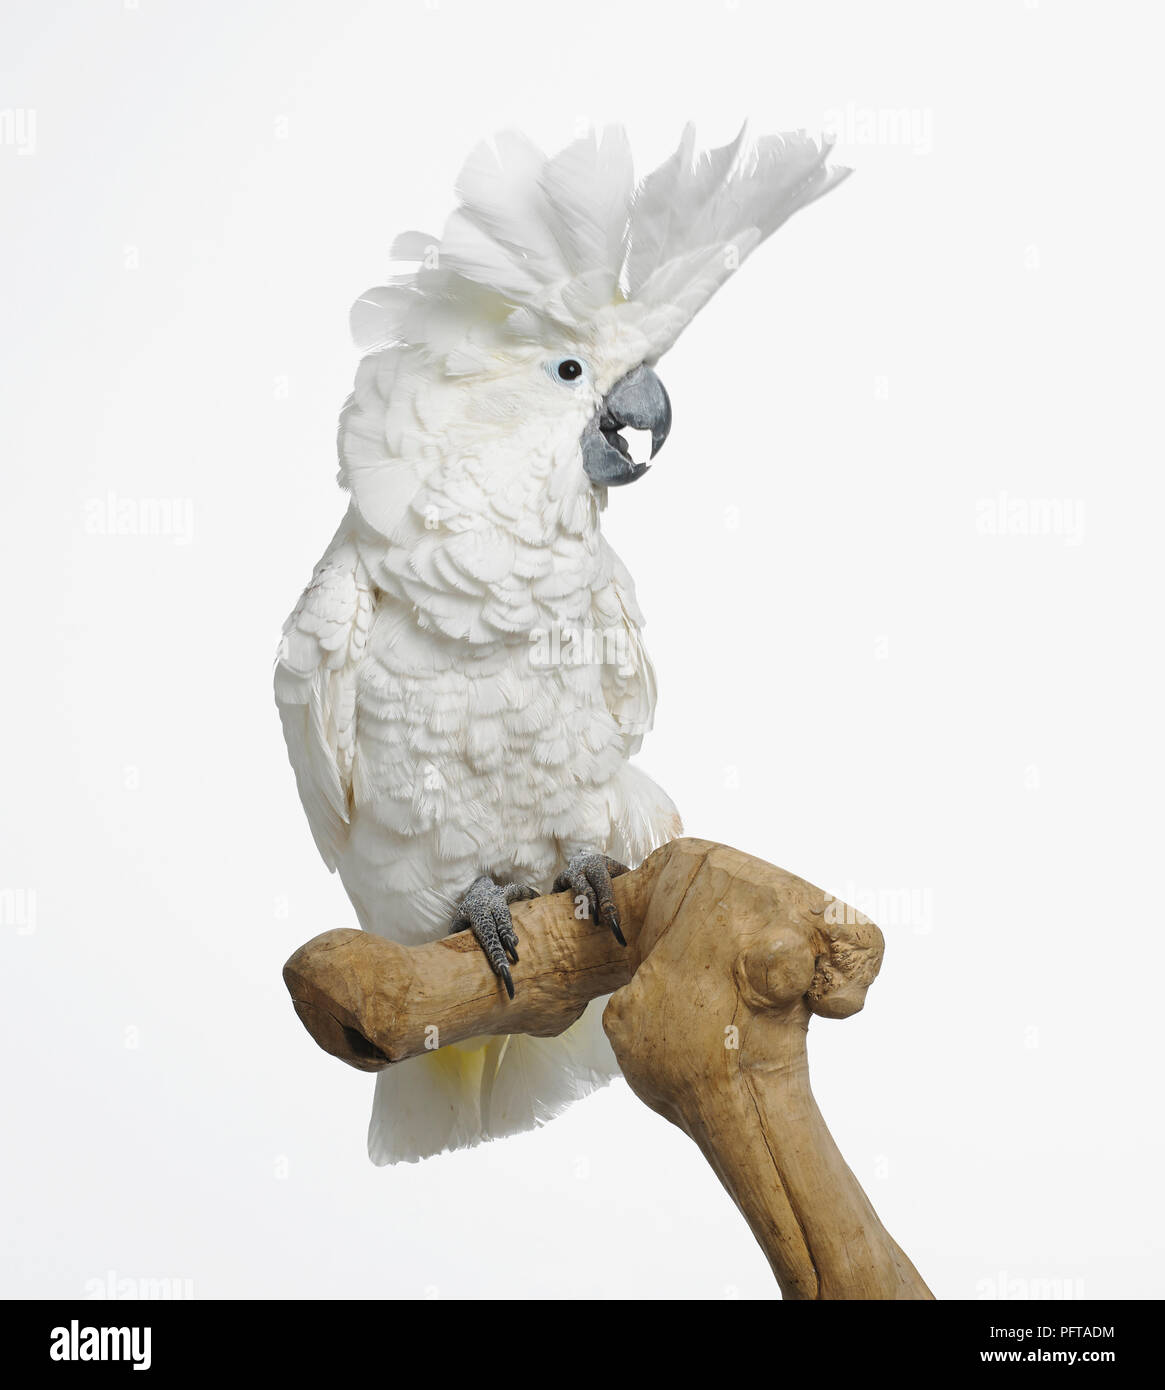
top-left (554, 853), bottom-right (629, 944)
top-left (453, 875), bottom-right (539, 998)
top-left (608, 909), bottom-right (626, 947)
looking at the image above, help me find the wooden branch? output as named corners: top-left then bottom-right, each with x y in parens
top-left (283, 837), bottom-right (933, 1300)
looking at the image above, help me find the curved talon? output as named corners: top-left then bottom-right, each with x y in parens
top-left (554, 853), bottom-right (630, 945)
top-left (452, 875), bottom-right (539, 999)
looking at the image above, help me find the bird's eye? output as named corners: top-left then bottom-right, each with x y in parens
top-left (546, 357), bottom-right (588, 386)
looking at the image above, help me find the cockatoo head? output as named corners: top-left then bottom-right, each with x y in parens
top-left (340, 124), bottom-right (847, 542)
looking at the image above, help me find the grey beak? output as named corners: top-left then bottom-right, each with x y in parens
top-left (581, 364), bottom-right (672, 487)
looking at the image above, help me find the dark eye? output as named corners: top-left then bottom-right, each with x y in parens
top-left (545, 356), bottom-right (589, 387)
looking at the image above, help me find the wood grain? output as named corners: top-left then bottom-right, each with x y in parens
top-left (283, 836), bottom-right (933, 1300)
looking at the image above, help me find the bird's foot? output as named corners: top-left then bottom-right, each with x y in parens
top-left (554, 852), bottom-right (630, 945)
top-left (451, 876), bottom-right (539, 1000)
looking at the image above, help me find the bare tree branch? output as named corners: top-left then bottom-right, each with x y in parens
top-left (283, 837), bottom-right (933, 1300)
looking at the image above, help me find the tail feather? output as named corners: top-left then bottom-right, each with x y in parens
top-left (367, 1036), bottom-right (492, 1165)
top-left (480, 998), bottom-right (619, 1141)
top-left (367, 1000), bottom-right (620, 1165)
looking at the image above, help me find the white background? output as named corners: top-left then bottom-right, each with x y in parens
top-left (2, 0), bottom-right (1162, 1300)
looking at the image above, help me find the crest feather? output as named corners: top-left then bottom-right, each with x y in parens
top-left (353, 123), bottom-right (849, 365)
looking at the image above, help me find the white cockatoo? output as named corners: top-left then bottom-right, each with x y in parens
top-left (276, 123), bottom-right (848, 1164)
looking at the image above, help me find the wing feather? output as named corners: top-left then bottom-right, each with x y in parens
top-left (274, 523), bottom-right (373, 869)
top-left (594, 540), bottom-right (656, 754)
